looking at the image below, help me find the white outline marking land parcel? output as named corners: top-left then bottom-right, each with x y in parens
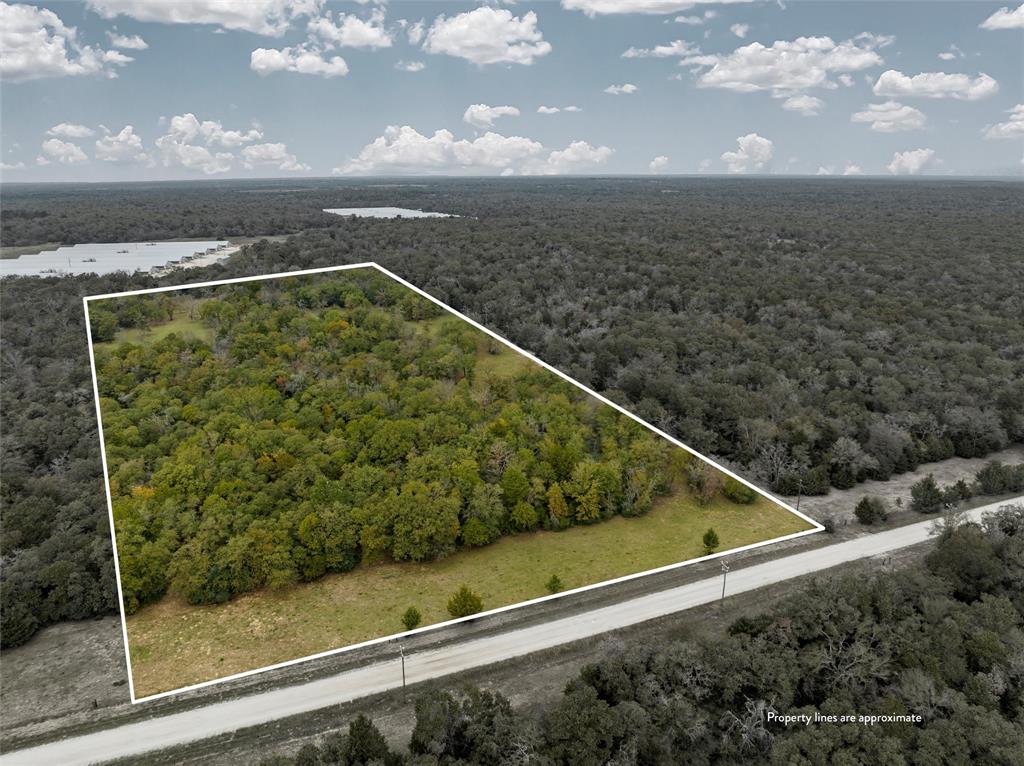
top-left (84, 262), bottom-right (822, 703)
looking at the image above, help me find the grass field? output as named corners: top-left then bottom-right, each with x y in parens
top-left (411, 315), bottom-right (535, 380)
top-left (474, 337), bottom-right (535, 379)
top-left (96, 314), bottom-right (215, 350)
top-left (125, 487), bottom-right (811, 697)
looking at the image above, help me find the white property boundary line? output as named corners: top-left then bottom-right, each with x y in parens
top-left (83, 262), bottom-right (823, 705)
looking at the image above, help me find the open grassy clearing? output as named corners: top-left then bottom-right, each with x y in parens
top-left (126, 486), bottom-right (810, 697)
top-left (96, 316), bottom-right (215, 350)
top-left (473, 336), bottom-right (535, 379)
top-left (411, 315), bottom-right (533, 379)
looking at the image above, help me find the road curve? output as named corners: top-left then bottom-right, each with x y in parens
top-left (4, 497), bottom-right (1019, 766)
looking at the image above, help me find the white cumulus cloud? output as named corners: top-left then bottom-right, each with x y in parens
top-left (730, 23), bottom-right (749, 38)
top-left (649, 155), bottom-right (669, 172)
top-left (251, 45), bottom-right (348, 77)
top-left (873, 70), bottom-right (998, 100)
top-left (241, 142), bottom-right (310, 171)
top-left (605, 83), bottom-right (638, 95)
top-left (395, 60), bottom-right (425, 72)
top-left (334, 125), bottom-right (612, 176)
top-left (47, 123), bottom-right (94, 138)
top-left (107, 31), bottom-right (147, 50)
top-left (851, 101), bottom-right (926, 132)
top-left (687, 35), bottom-right (889, 96)
top-left (308, 9), bottom-right (392, 49)
top-left (95, 125), bottom-right (148, 163)
top-left (886, 148), bottom-right (935, 175)
top-left (164, 113), bottom-right (262, 148)
top-left (984, 104), bottom-right (1024, 139)
top-left (781, 95), bottom-right (824, 116)
top-left (155, 137), bottom-right (233, 174)
top-left (463, 104), bottom-right (520, 129)
top-left (622, 39), bottom-right (699, 58)
top-left (406, 20), bottom-right (425, 45)
top-left (980, 4), bottom-right (1024, 30)
top-left (423, 8), bottom-right (552, 66)
top-left (337, 126), bottom-right (537, 175)
top-left (456, 132), bottom-right (548, 171)
top-left (540, 141), bottom-right (614, 174)
top-left (40, 138), bottom-right (88, 164)
top-left (85, 0), bottom-right (310, 36)
top-left (154, 113), bottom-right (274, 175)
top-left (818, 161), bottom-right (864, 176)
top-left (1, 2), bottom-right (133, 82)
top-left (563, 0), bottom-right (753, 16)
top-left (721, 132), bottom-right (773, 174)
top-left (538, 105), bottom-right (582, 114)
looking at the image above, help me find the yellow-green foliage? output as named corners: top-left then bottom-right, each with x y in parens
top-left (93, 269), bottom-right (689, 613)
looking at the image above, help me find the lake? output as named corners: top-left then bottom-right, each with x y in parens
top-left (323, 207), bottom-right (455, 219)
top-left (0, 241), bottom-right (229, 278)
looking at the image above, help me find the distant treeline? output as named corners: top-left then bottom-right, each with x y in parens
top-left (259, 503), bottom-right (1024, 766)
top-left (92, 269), bottom-right (725, 614)
top-left (1, 178), bottom-right (1021, 647)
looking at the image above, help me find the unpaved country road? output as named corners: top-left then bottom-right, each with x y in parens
top-left (4, 497), bottom-right (1020, 766)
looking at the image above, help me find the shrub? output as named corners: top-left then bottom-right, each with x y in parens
top-left (688, 462), bottom-right (724, 506)
top-left (703, 528), bottom-right (720, 555)
top-left (345, 714), bottom-right (390, 764)
top-left (728, 613), bottom-right (773, 637)
top-left (854, 496), bottom-right (888, 525)
top-left (1011, 465), bottom-right (1024, 493)
top-left (723, 477), bottom-right (757, 504)
top-left (976, 461), bottom-right (1009, 495)
top-left (910, 475), bottom-right (943, 513)
top-left (546, 574), bottom-right (563, 594)
top-left (447, 585), bottom-right (483, 618)
top-left (942, 481), bottom-right (971, 506)
top-left (402, 606), bottom-right (422, 632)
top-left (294, 745), bottom-right (320, 766)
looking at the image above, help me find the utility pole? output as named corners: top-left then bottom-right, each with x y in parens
top-left (720, 559), bottom-right (730, 605)
top-left (399, 644), bottom-right (406, 689)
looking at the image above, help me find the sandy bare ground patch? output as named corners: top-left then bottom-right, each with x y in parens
top-left (0, 617), bottom-right (129, 736)
top-left (783, 444), bottom-right (1024, 522)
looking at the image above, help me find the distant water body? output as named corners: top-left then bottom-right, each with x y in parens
top-left (323, 207), bottom-right (455, 219)
top-left (0, 241), bottom-right (228, 278)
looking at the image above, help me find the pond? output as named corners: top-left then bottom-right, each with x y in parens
top-left (323, 207), bottom-right (455, 219)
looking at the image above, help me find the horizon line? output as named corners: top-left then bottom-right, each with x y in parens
top-left (3, 173), bottom-right (1022, 187)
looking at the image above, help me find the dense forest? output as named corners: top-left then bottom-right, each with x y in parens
top-left (1, 178), bottom-right (1022, 647)
top-left (91, 269), bottom-right (719, 614)
top-left (258, 503), bottom-right (1024, 766)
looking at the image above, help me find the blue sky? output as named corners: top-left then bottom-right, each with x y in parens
top-left (1, 1), bottom-right (1021, 180)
